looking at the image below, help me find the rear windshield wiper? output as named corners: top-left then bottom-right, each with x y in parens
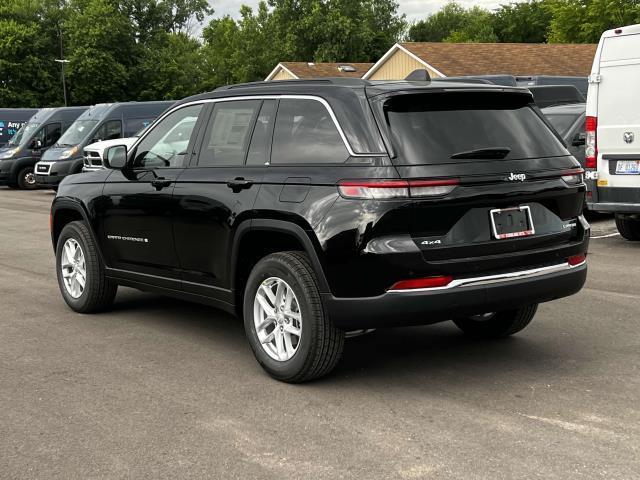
top-left (450, 147), bottom-right (511, 159)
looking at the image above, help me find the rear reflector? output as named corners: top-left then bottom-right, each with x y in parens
top-left (568, 254), bottom-right (586, 266)
top-left (389, 276), bottom-right (453, 290)
top-left (338, 179), bottom-right (459, 199)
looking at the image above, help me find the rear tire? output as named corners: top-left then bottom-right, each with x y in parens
top-left (17, 167), bottom-right (37, 190)
top-left (56, 221), bottom-right (117, 313)
top-left (243, 251), bottom-right (344, 383)
top-left (453, 304), bottom-right (538, 338)
top-left (615, 215), bottom-right (640, 241)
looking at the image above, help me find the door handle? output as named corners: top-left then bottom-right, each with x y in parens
top-left (227, 177), bottom-right (254, 191)
top-left (151, 177), bottom-right (172, 190)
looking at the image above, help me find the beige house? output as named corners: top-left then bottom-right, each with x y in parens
top-left (363, 42), bottom-right (598, 80)
top-left (265, 62), bottom-right (373, 81)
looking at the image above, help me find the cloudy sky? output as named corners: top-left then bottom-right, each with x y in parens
top-left (209, 0), bottom-right (517, 22)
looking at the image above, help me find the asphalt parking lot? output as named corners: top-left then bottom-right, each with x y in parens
top-left (1, 188), bottom-right (639, 479)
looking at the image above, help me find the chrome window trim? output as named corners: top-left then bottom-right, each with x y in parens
top-left (131, 95), bottom-right (387, 159)
top-left (387, 261), bottom-right (585, 293)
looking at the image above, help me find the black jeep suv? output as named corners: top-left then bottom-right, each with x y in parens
top-left (50, 78), bottom-right (589, 382)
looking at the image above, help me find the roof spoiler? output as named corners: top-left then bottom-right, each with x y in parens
top-left (405, 69), bottom-right (431, 82)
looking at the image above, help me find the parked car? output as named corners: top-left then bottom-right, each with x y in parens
top-left (50, 78), bottom-right (588, 382)
top-left (82, 137), bottom-right (139, 172)
top-left (541, 103), bottom-right (596, 204)
top-left (527, 85), bottom-right (585, 108)
top-left (0, 108), bottom-right (39, 147)
top-left (517, 76), bottom-right (588, 97)
top-left (586, 23), bottom-right (640, 237)
top-left (0, 107), bottom-right (88, 189)
top-left (35, 101), bottom-right (174, 188)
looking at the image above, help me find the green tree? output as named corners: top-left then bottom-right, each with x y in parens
top-left (408, 2), bottom-right (468, 42)
top-left (547, 0), bottom-right (640, 43)
top-left (493, 1), bottom-right (552, 43)
top-left (444, 6), bottom-right (497, 43)
top-left (0, 0), bottom-right (60, 107)
top-left (63, 0), bottom-right (136, 103)
top-left (408, 2), bottom-right (496, 43)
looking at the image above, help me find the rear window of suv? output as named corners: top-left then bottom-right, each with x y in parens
top-left (381, 91), bottom-right (567, 165)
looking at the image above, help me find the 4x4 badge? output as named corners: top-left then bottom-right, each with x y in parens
top-left (507, 172), bottom-right (526, 182)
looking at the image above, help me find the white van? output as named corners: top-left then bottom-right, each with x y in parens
top-left (587, 24), bottom-right (640, 239)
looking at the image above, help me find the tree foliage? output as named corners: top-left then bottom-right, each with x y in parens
top-left (2, 0), bottom-right (637, 108)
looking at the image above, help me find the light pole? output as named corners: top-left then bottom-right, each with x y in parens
top-left (54, 59), bottom-right (70, 106)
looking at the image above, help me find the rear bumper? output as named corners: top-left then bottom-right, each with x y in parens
top-left (324, 262), bottom-right (587, 329)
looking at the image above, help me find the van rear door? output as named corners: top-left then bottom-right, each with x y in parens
top-left (596, 30), bottom-right (640, 190)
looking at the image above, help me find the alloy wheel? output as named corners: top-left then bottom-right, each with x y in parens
top-left (60, 238), bottom-right (86, 299)
top-left (253, 277), bottom-right (302, 361)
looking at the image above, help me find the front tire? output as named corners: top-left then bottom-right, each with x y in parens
top-left (56, 221), bottom-right (117, 313)
top-left (453, 305), bottom-right (538, 338)
top-left (243, 251), bottom-right (344, 383)
top-left (615, 215), bottom-right (640, 241)
top-left (17, 166), bottom-right (37, 190)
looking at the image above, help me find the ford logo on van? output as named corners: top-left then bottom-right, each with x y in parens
top-left (506, 172), bottom-right (527, 182)
top-left (623, 132), bottom-right (634, 144)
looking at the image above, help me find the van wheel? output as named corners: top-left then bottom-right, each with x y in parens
top-left (243, 251), bottom-right (344, 383)
top-left (615, 215), bottom-right (640, 241)
top-left (56, 221), bottom-right (117, 313)
top-left (17, 167), bottom-right (37, 190)
top-left (453, 305), bottom-right (538, 338)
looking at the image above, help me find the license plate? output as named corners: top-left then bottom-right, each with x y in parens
top-left (490, 206), bottom-right (535, 239)
top-left (615, 160), bottom-right (640, 174)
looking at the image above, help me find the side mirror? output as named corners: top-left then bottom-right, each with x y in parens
top-left (572, 132), bottom-right (586, 147)
top-left (104, 145), bottom-right (128, 169)
top-left (31, 139), bottom-right (42, 150)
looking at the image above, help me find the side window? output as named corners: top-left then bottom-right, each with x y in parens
top-left (125, 117), bottom-right (155, 136)
top-left (93, 120), bottom-right (122, 142)
top-left (197, 100), bottom-right (261, 166)
top-left (246, 100), bottom-right (276, 165)
top-left (271, 99), bottom-right (349, 164)
top-left (133, 104), bottom-right (202, 169)
top-left (44, 123), bottom-right (61, 147)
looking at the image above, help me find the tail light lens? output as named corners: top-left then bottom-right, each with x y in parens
top-left (585, 116), bottom-right (597, 169)
top-left (561, 168), bottom-right (585, 185)
top-left (568, 253), bottom-right (586, 266)
top-left (389, 275), bottom-right (453, 290)
top-left (338, 179), bottom-right (459, 199)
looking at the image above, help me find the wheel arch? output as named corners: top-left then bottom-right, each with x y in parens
top-left (50, 199), bottom-right (99, 254)
top-left (9, 156), bottom-right (37, 183)
top-left (230, 219), bottom-right (330, 313)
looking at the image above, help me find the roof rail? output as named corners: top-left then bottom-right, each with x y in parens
top-left (216, 77), bottom-right (371, 90)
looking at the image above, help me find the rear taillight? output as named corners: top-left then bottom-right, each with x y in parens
top-left (561, 168), bottom-right (585, 185)
top-left (568, 253), bottom-right (586, 266)
top-left (585, 116), bottom-right (597, 169)
top-left (338, 179), bottom-right (459, 199)
top-left (389, 275), bottom-right (453, 291)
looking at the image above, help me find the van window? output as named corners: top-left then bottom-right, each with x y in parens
top-left (247, 100), bottom-right (276, 165)
top-left (58, 120), bottom-right (98, 146)
top-left (133, 104), bottom-right (202, 169)
top-left (44, 123), bottom-right (62, 147)
top-left (8, 123), bottom-right (40, 147)
top-left (383, 92), bottom-right (568, 165)
top-left (271, 99), bottom-right (349, 164)
top-left (93, 120), bottom-right (122, 142)
top-left (126, 118), bottom-right (155, 136)
top-left (197, 100), bottom-right (261, 166)
top-left (545, 114), bottom-right (580, 137)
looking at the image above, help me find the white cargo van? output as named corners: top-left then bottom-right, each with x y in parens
top-left (587, 24), bottom-right (640, 239)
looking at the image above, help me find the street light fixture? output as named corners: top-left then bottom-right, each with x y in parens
top-left (55, 59), bottom-right (70, 106)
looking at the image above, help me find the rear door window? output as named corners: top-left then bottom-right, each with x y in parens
top-left (381, 92), bottom-right (568, 165)
top-left (271, 99), bottom-right (349, 164)
top-left (197, 100), bottom-right (261, 166)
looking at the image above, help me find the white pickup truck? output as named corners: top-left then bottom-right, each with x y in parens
top-left (82, 137), bottom-right (138, 172)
